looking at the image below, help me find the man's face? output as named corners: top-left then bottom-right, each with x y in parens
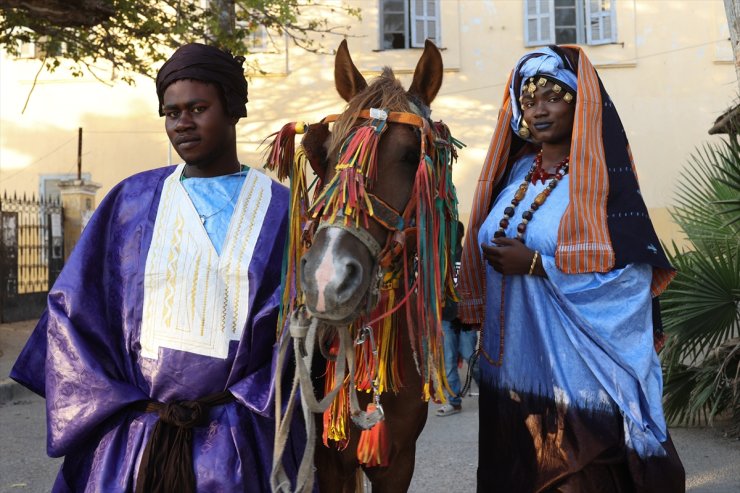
top-left (162, 79), bottom-right (238, 176)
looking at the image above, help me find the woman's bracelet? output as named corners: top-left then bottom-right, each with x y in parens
top-left (528, 250), bottom-right (539, 276)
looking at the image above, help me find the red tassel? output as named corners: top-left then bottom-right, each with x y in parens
top-left (264, 122), bottom-right (306, 181)
top-left (356, 405), bottom-right (389, 468)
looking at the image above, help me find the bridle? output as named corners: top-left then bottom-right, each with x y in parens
top-left (308, 107), bottom-right (433, 273)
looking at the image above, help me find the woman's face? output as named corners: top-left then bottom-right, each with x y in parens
top-left (520, 80), bottom-right (575, 147)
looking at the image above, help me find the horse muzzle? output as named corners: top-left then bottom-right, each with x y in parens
top-left (300, 226), bottom-right (375, 323)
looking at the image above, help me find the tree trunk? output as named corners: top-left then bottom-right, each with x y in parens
top-left (724, 0), bottom-right (740, 91)
top-left (211, 0), bottom-right (235, 35)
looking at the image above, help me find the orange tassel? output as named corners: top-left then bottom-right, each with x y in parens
top-left (356, 405), bottom-right (389, 467)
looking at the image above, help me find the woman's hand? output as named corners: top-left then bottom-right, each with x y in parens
top-left (481, 237), bottom-right (546, 277)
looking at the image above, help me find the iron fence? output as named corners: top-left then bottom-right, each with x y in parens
top-left (0, 191), bottom-right (64, 323)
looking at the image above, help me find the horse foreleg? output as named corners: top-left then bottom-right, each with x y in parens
top-left (315, 445), bottom-right (360, 492)
top-left (361, 399), bottom-right (429, 493)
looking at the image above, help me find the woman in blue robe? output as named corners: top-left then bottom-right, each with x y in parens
top-left (458, 46), bottom-right (685, 492)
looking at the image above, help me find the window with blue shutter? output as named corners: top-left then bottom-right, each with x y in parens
top-left (380, 0), bottom-right (440, 50)
top-left (525, 0), bottom-right (616, 46)
top-left (585, 0), bottom-right (617, 45)
top-left (525, 0), bottom-right (555, 47)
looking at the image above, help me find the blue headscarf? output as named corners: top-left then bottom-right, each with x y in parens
top-left (509, 46), bottom-right (579, 137)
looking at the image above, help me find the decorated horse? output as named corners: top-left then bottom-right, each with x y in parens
top-left (267, 40), bottom-right (463, 493)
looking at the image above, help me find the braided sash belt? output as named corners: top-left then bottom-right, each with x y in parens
top-left (134, 390), bottom-right (236, 493)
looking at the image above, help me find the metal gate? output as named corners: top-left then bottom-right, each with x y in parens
top-left (0, 192), bottom-right (64, 323)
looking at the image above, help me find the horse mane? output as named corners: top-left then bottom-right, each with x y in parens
top-left (328, 67), bottom-right (412, 159)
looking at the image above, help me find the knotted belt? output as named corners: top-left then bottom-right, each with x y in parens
top-left (134, 390), bottom-right (235, 493)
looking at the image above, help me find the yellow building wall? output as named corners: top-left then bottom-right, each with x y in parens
top-left (0, 0), bottom-right (736, 247)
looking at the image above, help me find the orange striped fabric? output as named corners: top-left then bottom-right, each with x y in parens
top-left (458, 46), bottom-right (673, 326)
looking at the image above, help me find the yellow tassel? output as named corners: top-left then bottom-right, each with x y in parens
top-left (356, 404), bottom-right (389, 467)
top-left (323, 356), bottom-right (350, 448)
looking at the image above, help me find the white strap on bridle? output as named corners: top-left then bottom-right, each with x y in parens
top-left (271, 308), bottom-right (384, 493)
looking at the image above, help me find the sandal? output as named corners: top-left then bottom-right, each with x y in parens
top-left (435, 403), bottom-right (462, 417)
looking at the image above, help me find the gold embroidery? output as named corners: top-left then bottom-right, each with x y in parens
top-left (164, 212), bottom-right (184, 329)
top-left (142, 166), bottom-right (270, 359)
top-left (191, 252), bottom-right (201, 329)
top-left (200, 250), bottom-right (212, 337)
top-left (232, 187), bottom-right (264, 333)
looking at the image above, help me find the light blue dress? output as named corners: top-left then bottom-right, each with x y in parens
top-left (476, 154), bottom-right (673, 491)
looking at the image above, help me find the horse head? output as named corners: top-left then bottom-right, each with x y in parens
top-left (300, 39), bottom-right (447, 325)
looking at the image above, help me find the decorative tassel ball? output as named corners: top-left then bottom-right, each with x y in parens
top-left (356, 404), bottom-right (389, 468)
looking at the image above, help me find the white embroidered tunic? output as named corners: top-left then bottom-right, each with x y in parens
top-left (140, 164), bottom-right (272, 359)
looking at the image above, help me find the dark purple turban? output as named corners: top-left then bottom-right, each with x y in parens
top-left (156, 43), bottom-right (248, 118)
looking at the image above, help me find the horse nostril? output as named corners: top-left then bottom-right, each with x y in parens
top-left (335, 259), bottom-right (362, 303)
top-left (300, 256), bottom-right (313, 291)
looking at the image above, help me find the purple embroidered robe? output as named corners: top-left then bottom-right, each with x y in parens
top-left (10, 166), bottom-right (305, 492)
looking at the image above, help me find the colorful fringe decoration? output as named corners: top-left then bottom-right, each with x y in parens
top-left (264, 107), bottom-right (464, 467)
top-left (356, 404), bottom-right (389, 467)
top-left (309, 122), bottom-right (386, 229)
top-left (322, 358), bottom-right (350, 450)
top-left (355, 289), bottom-right (401, 395)
top-left (264, 122), bottom-right (311, 336)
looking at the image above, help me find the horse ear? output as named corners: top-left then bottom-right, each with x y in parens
top-left (335, 39), bottom-right (367, 102)
top-left (409, 39), bottom-right (443, 106)
top-left (301, 122), bottom-right (331, 181)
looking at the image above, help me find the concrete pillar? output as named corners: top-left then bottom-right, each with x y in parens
top-left (58, 179), bottom-right (101, 261)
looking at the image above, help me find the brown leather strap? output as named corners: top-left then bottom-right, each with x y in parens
top-left (134, 390), bottom-right (235, 493)
top-left (367, 193), bottom-right (404, 232)
top-left (321, 110), bottom-right (426, 129)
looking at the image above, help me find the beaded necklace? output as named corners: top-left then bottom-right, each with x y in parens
top-left (484, 151), bottom-right (569, 367)
top-left (493, 151), bottom-right (569, 242)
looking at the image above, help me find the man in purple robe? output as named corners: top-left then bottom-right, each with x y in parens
top-left (10, 43), bottom-right (304, 493)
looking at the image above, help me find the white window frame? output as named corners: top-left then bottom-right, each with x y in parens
top-left (379, 0), bottom-right (441, 50)
top-left (524, 0), bottom-right (616, 47)
top-left (584, 0), bottom-right (617, 45)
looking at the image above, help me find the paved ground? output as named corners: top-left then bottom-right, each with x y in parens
top-left (2, 320), bottom-right (739, 492)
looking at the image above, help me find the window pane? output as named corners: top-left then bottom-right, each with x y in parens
top-left (383, 32), bottom-right (406, 50)
top-left (555, 7), bottom-right (576, 26)
top-left (414, 0), bottom-right (424, 16)
top-left (427, 20), bottom-right (437, 41)
top-left (602, 18), bottom-right (611, 39)
top-left (555, 0), bottom-right (575, 7)
top-left (384, 0), bottom-right (405, 13)
top-left (416, 20), bottom-right (425, 42)
top-left (540, 18), bottom-right (552, 40)
top-left (555, 27), bottom-right (576, 44)
top-left (528, 18), bottom-right (538, 38)
top-left (384, 13), bottom-right (405, 33)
